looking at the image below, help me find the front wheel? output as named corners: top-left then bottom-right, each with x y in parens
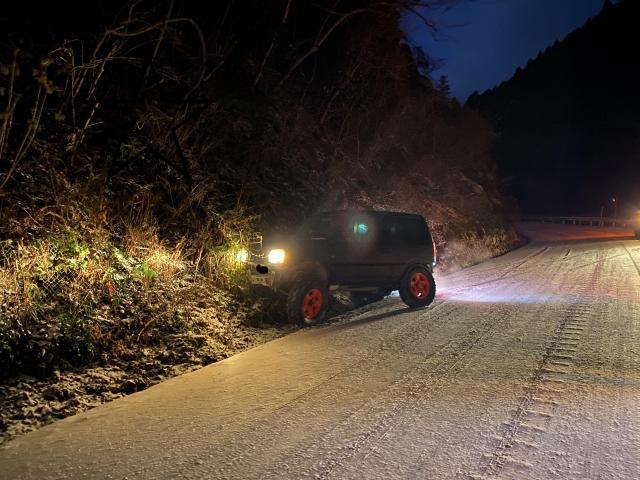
top-left (399, 266), bottom-right (436, 308)
top-left (286, 274), bottom-right (330, 326)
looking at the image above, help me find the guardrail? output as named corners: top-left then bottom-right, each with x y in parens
top-left (522, 216), bottom-right (636, 228)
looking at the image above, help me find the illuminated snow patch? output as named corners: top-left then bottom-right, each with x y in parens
top-left (436, 285), bottom-right (568, 304)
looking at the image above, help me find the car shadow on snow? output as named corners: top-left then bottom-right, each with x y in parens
top-left (323, 303), bottom-right (416, 332)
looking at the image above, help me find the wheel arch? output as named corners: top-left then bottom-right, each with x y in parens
top-left (294, 261), bottom-right (329, 279)
top-left (281, 261), bottom-right (329, 291)
top-left (399, 261), bottom-right (433, 282)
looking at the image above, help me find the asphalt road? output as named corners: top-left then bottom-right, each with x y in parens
top-left (1, 224), bottom-right (639, 479)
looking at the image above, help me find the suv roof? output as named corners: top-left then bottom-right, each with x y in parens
top-left (316, 210), bottom-right (423, 219)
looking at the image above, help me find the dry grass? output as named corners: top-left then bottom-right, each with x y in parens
top-left (0, 219), bottom-right (260, 379)
top-left (0, 241), bottom-right (49, 320)
top-left (438, 227), bottom-right (520, 273)
top-left (122, 224), bottom-right (187, 280)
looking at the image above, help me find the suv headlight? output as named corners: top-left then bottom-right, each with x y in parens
top-left (267, 248), bottom-right (286, 264)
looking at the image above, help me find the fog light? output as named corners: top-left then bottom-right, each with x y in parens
top-left (235, 249), bottom-right (248, 263)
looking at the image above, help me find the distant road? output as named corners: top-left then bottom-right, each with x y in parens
top-left (515, 221), bottom-right (635, 242)
top-left (1, 223), bottom-right (639, 479)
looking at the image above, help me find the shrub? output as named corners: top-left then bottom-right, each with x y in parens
top-left (56, 312), bottom-right (95, 367)
top-left (439, 226), bottom-right (519, 273)
top-left (0, 314), bottom-right (16, 376)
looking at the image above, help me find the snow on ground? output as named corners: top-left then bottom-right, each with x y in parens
top-left (0, 223), bottom-right (639, 479)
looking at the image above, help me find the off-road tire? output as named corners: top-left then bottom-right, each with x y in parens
top-left (399, 266), bottom-right (436, 308)
top-left (286, 273), bottom-right (330, 326)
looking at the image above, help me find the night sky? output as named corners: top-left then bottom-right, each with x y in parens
top-left (405, 0), bottom-right (608, 102)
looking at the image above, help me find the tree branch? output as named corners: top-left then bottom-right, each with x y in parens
top-left (253, 0), bottom-right (292, 89)
top-left (279, 7), bottom-right (369, 87)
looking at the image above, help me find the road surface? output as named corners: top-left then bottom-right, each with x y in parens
top-left (1, 224), bottom-right (639, 479)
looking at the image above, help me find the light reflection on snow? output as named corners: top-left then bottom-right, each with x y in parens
top-left (437, 288), bottom-right (563, 304)
top-left (386, 267), bottom-right (623, 305)
top-left (386, 283), bottom-right (564, 304)
top-left (436, 279), bottom-right (570, 305)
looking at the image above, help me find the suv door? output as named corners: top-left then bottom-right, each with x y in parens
top-left (340, 213), bottom-right (381, 284)
top-left (310, 212), bottom-right (380, 285)
top-left (374, 214), bottom-right (432, 281)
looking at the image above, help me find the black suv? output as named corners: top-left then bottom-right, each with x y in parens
top-left (248, 210), bottom-right (437, 325)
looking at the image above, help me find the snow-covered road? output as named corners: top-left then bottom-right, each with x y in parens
top-left (1, 224), bottom-right (640, 479)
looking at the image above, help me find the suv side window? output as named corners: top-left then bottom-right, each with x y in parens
top-left (380, 216), bottom-right (429, 247)
top-left (344, 214), bottom-right (378, 249)
top-left (305, 213), bottom-right (342, 240)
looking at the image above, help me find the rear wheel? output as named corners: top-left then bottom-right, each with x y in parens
top-left (287, 274), bottom-right (329, 326)
top-left (399, 266), bottom-right (436, 308)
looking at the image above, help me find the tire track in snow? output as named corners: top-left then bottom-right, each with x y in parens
top-left (209, 301), bottom-right (460, 478)
top-left (306, 314), bottom-right (507, 480)
top-left (571, 251), bottom-right (626, 270)
top-left (454, 243), bottom-right (600, 282)
top-left (471, 250), bottom-right (605, 479)
top-left (270, 300), bottom-right (455, 414)
top-left (449, 248), bottom-right (623, 291)
top-left (623, 243), bottom-right (640, 277)
top-left (340, 307), bottom-right (519, 472)
top-left (444, 243), bottom-right (610, 296)
top-left (262, 242), bottom-right (625, 479)
top-left (512, 246), bottom-right (549, 268)
top-left (310, 243), bottom-right (571, 479)
top-left (445, 246), bottom-right (550, 283)
top-left (258, 304), bottom-right (513, 480)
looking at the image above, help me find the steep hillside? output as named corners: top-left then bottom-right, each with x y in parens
top-left (467, 0), bottom-right (640, 216)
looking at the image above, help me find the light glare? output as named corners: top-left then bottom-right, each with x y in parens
top-left (268, 248), bottom-right (286, 264)
top-left (235, 249), bottom-right (248, 263)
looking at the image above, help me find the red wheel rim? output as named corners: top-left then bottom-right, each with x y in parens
top-left (302, 288), bottom-right (323, 319)
top-left (410, 272), bottom-right (430, 299)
